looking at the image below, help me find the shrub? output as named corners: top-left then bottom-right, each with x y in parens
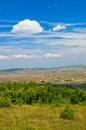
top-left (0, 82), bottom-right (86, 107)
top-left (60, 105), bottom-right (75, 119)
top-left (0, 97), bottom-right (11, 107)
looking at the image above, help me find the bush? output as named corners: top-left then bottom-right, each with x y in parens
top-left (0, 97), bottom-right (11, 107)
top-left (60, 105), bottom-right (75, 119)
top-left (0, 82), bottom-right (86, 107)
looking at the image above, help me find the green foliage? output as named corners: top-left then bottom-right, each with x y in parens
top-left (0, 97), bottom-right (11, 107)
top-left (0, 81), bottom-right (86, 107)
top-left (60, 105), bottom-right (75, 119)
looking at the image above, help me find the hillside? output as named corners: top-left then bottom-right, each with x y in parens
top-left (0, 66), bottom-right (86, 85)
top-left (0, 66), bottom-right (86, 84)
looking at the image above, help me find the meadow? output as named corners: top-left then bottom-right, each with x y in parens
top-left (0, 105), bottom-right (86, 130)
top-left (0, 79), bottom-right (86, 130)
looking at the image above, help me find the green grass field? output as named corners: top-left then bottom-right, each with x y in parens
top-left (0, 105), bottom-right (86, 130)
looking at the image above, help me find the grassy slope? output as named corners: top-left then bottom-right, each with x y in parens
top-left (0, 105), bottom-right (86, 130)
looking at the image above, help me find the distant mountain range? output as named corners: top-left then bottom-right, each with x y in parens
top-left (0, 68), bottom-right (23, 73)
top-left (0, 65), bottom-right (86, 73)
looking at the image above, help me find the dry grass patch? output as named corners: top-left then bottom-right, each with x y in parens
top-left (0, 105), bottom-right (86, 130)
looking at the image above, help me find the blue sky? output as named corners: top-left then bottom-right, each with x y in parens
top-left (0, 0), bottom-right (86, 69)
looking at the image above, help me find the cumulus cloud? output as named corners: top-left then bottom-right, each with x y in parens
top-left (44, 53), bottom-right (61, 58)
top-left (0, 55), bottom-right (9, 60)
top-left (53, 24), bottom-right (66, 31)
top-left (11, 19), bottom-right (43, 36)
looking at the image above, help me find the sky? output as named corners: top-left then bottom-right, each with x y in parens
top-left (0, 0), bottom-right (86, 70)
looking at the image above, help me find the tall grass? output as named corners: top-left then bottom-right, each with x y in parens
top-left (0, 105), bottom-right (86, 130)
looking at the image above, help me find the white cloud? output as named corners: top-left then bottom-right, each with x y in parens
top-left (53, 24), bottom-right (66, 31)
top-left (0, 55), bottom-right (9, 60)
top-left (1, 53), bottom-right (61, 60)
top-left (44, 53), bottom-right (61, 58)
top-left (0, 32), bottom-right (13, 37)
top-left (11, 19), bottom-right (43, 36)
top-left (13, 54), bottom-right (40, 59)
top-left (0, 49), bottom-right (10, 52)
